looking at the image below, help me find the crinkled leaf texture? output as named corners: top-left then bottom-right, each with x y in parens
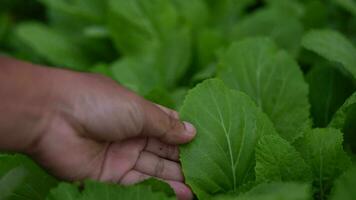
top-left (0, 154), bottom-right (58, 200)
top-left (179, 79), bottom-right (277, 199)
top-left (255, 135), bottom-right (312, 183)
top-left (302, 30), bottom-right (356, 79)
top-left (330, 166), bottom-right (356, 200)
top-left (295, 128), bottom-right (351, 199)
top-left (218, 38), bottom-right (310, 142)
top-left (46, 179), bottom-right (175, 200)
top-left (215, 182), bottom-right (311, 200)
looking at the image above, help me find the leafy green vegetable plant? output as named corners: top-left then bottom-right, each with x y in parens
top-left (1, 0), bottom-right (356, 199)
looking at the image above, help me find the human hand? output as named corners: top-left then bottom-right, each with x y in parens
top-left (5, 64), bottom-right (196, 199)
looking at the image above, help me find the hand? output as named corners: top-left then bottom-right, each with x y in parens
top-left (30, 72), bottom-right (196, 199)
top-left (0, 57), bottom-right (196, 200)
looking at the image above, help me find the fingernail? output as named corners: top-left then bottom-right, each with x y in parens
top-left (183, 121), bottom-right (196, 136)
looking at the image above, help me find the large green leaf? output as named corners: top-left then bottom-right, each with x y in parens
top-left (230, 6), bottom-right (304, 56)
top-left (179, 79), bottom-right (277, 198)
top-left (255, 135), bottom-right (312, 183)
top-left (306, 64), bottom-right (355, 127)
top-left (330, 166), bottom-right (356, 200)
top-left (14, 22), bottom-right (89, 70)
top-left (47, 180), bottom-right (174, 200)
top-left (218, 38), bottom-right (310, 142)
top-left (302, 30), bottom-right (356, 79)
top-left (0, 154), bottom-right (58, 200)
top-left (295, 128), bottom-right (352, 199)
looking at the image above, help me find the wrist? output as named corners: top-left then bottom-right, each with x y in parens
top-left (23, 66), bottom-right (79, 155)
top-left (0, 57), bottom-right (74, 153)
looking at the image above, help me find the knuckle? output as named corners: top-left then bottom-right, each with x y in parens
top-left (168, 115), bottom-right (180, 132)
top-left (154, 158), bottom-right (165, 177)
top-left (165, 145), bottom-right (176, 158)
top-left (127, 99), bottom-right (145, 136)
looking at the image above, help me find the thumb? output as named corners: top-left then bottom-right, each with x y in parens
top-left (139, 101), bottom-right (196, 145)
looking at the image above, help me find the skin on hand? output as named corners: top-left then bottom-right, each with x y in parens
top-left (0, 57), bottom-right (196, 200)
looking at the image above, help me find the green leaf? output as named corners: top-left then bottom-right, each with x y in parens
top-left (196, 29), bottom-right (225, 69)
top-left (333, 0), bottom-right (356, 16)
top-left (179, 79), bottom-right (277, 198)
top-left (14, 22), bottom-right (89, 70)
top-left (145, 88), bottom-right (175, 109)
top-left (46, 183), bottom-right (80, 200)
top-left (139, 178), bottom-right (175, 197)
top-left (255, 135), bottom-right (312, 183)
top-left (171, 87), bottom-right (188, 110)
top-left (302, 30), bottom-right (356, 79)
top-left (89, 63), bottom-right (113, 78)
top-left (329, 92), bottom-right (356, 153)
top-left (108, 0), bottom-right (191, 87)
top-left (0, 14), bottom-right (10, 44)
top-left (0, 154), bottom-right (58, 200)
top-left (330, 166), bottom-right (356, 200)
top-left (295, 128), bottom-right (352, 199)
top-left (204, 0), bottom-right (255, 29)
top-left (307, 64), bottom-right (355, 127)
top-left (330, 92), bottom-right (356, 129)
top-left (241, 182), bottom-right (311, 200)
top-left (108, 0), bottom-right (177, 55)
top-left (39, 0), bottom-right (106, 24)
top-left (171, 0), bottom-right (209, 29)
top-left (110, 56), bottom-right (160, 95)
top-left (215, 182), bottom-right (312, 200)
top-left (218, 38), bottom-right (310, 142)
top-left (301, 0), bottom-right (328, 30)
top-left (0, 167), bottom-right (26, 200)
top-left (230, 6), bottom-right (304, 56)
top-left (47, 180), bottom-right (175, 200)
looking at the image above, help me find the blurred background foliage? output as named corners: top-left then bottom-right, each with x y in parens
top-left (0, 0), bottom-right (356, 126)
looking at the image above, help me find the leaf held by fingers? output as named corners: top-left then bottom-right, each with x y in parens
top-left (179, 79), bottom-right (277, 198)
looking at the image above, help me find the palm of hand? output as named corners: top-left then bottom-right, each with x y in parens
top-left (31, 118), bottom-right (192, 199)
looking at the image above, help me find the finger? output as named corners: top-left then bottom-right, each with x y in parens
top-left (120, 171), bottom-right (193, 200)
top-left (155, 104), bottom-right (180, 119)
top-left (134, 151), bottom-right (183, 181)
top-left (167, 180), bottom-right (194, 200)
top-left (119, 170), bottom-right (151, 185)
top-left (97, 138), bottom-right (147, 182)
top-left (145, 138), bottom-right (179, 161)
top-left (140, 101), bottom-right (196, 145)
